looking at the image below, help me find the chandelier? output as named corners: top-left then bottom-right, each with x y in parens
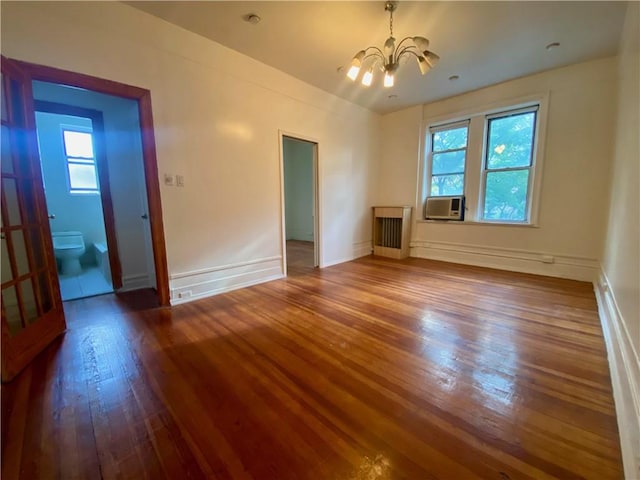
top-left (346, 1), bottom-right (440, 88)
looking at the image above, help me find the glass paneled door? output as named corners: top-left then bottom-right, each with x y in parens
top-left (1, 56), bottom-right (65, 382)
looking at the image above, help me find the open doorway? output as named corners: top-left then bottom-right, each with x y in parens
top-left (9, 58), bottom-right (170, 306)
top-left (34, 108), bottom-right (114, 300)
top-left (32, 81), bottom-right (157, 301)
top-left (281, 135), bottom-right (319, 275)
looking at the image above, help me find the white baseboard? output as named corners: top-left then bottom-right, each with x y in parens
top-left (353, 240), bottom-right (373, 259)
top-left (119, 273), bottom-right (152, 292)
top-left (410, 240), bottom-right (599, 281)
top-left (594, 269), bottom-right (640, 480)
top-left (169, 256), bottom-right (284, 305)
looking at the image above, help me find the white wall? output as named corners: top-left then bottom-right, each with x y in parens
top-left (597, 3), bottom-right (640, 478)
top-left (283, 138), bottom-right (314, 242)
top-left (35, 112), bottom-right (105, 267)
top-left (32, 82), bottom-right (156, 291)
top-left (1, 1), bottom-right (380, 303)
top-left (378, 57), bottom-right (618, 281)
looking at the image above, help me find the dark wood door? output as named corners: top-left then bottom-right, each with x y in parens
top-left (1, 56), bottom-right (66, 381)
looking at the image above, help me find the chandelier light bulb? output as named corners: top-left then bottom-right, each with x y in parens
top-left (384, 71), bottom-right (394, 88)
top-left (346, 50), bottom-right (366, 81)
top-left (362, 68), bottom-right (374, 86)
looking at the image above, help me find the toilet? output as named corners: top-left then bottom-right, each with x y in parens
top-left (52, 231), bottom-right (85, 276)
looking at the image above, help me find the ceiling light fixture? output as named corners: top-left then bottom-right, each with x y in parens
top-left (346, 1), bottom-right (439, 88)
top-left (244, 13), bottom-right (261, 24)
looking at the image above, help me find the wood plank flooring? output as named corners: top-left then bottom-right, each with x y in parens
top-left (1, 256), bottom-right (623, 479)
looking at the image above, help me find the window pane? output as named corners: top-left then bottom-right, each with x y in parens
top-left (483, 170), bottom-right (529, 221)
top-left (432, 127), bottom-right (468, 152)
top-left (430, 174), bottom-right (464, 196)
top-left (63, 130), bottom-right (94, 158)
top-left (486, 112), bottom-right (535, 169)
top-left (68, 163), bottom-right (98, 190)
top-left (432, 150), bottom-right (465, 175)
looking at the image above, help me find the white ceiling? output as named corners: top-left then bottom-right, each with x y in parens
top-left (127, 1), bottom-right (627, 114)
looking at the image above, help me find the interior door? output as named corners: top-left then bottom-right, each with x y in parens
top-left (1, 56), bottom-right (66, 382)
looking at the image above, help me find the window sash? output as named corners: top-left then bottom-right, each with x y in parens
top-left (428, 123), bottom-right (469, 198)
top-left (481, 108), bottom-right (537, 221)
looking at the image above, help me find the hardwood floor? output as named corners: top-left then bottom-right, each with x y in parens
top-left (286, 240), bottom-right (315, 275)
top-left (1, 256), bottom-right (623, 479)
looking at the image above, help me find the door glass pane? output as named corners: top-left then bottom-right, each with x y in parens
top-left (1, 73), bottom-right (7, 122)
top-left (20, 279), bottom-right (39, 324)
top-left (3, 178), bottom-right (22, 225)
top-left (38, 272), bottom-right (53, 313)
top-left (1, 235), bottom-right (12, 283)
top-left (28, 227), bottom-right (46, 271)
top-left (19, 179), bottom-right (38, 225)
top-left (1, 125), bottom-right (14, 174)
top-left (8, 78), bottom-right (24, 125)
top-left (2, 286), bottom-right (23, 336)
top-left (11, 229), bottom-right (29, 276)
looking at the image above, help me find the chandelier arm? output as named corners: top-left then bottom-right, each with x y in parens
top-left (397, 45), bottom-right (419, 59)
top-left (397, 49), bottom-right (421, 61)
top-left (363, 46), bottom-right (385, 58)
top-left (363, 52), bottom-right (385, 64)
top-left (394, 36), bottom-right (415, 54)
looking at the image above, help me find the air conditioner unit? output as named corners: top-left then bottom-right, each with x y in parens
top-left (425, 196), bottom-right (465, 220)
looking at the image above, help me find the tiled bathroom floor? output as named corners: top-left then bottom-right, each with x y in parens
top-left (59, 266), bottom-right (113, 301)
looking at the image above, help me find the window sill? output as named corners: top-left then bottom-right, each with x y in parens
top-left (416, 219), bottom-right (539, 228)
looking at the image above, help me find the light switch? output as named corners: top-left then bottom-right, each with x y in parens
top-left (176, 175), bottom-right (184, 187)
top-left (164, 173), bottom-right (174, 186)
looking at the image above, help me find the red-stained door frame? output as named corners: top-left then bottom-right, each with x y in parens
top-left (14, 59), bottom-right (170, 306)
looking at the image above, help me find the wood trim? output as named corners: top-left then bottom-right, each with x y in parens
top-left (138, 93), bottom-right (169, 306)
top-left (15, 59), bottom-right (170, 306)
top-left (33, 100), bottom-right (123, 290)
top-left (594, 269), bottom-right (640, 479)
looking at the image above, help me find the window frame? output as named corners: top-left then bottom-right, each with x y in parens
top-left (426, 120), bottom-right (470, 198)
top-left (420, 93), bottom-right (549, 226)
top-left (61, 127), bottom-right (100, 195)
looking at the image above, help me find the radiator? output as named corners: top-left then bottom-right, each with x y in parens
top-left (372, 206), bottom-right (412, 259)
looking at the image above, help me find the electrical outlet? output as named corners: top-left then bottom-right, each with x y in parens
top-left (176, 174), bottom-right (184, 187)
top-left (177, 290), bottom-right (192, 299)
top-left (164, 173), bottom-right (174, 186)
top-left (541, 255), bottom-right (554, 264)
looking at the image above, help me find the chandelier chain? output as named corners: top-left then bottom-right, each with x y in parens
top-left (389, 9), bottom-right (393, 36)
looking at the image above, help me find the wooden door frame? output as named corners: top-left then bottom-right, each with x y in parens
top-left (33, 100), bottom-right (124, 290)
top-left (12, 59), bottom-right (170, 306)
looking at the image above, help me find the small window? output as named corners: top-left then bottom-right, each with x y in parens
top-left (482, 108), bottom-right (537, 222)
top-left (428, 122), bottom-right (469, 197)
top-left (62, 129), bottom-right (99, 194)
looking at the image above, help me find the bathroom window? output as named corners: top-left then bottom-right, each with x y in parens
top-left (62, 129), bottom-right (99, 194)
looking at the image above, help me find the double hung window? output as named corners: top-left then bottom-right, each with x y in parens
top-left (428, 122), bottom-right (469, 197)
top-left (482, 108), bottom-right (537, 222)
top-left (62, 129), bottom-right (99, 194)
top-left (424, 97), bottom-right (545, 224)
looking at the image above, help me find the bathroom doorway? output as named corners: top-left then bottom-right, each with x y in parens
top-left (281, 134), bottom-right (319, 275)
top-left (32, 80), bottom-right (157, 301)
top-left (35, 107), bottom-right (114, 301)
